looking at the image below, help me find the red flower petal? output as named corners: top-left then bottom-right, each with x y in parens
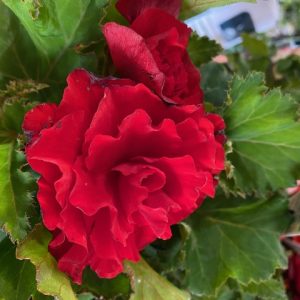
top-left (37, 178), bottom-right (61, 230)
top-left (103, 23), bottom-right (165, 100)
top-left (103, 12), bottom-right (203, 105)
top-left (23, 103), bottom-right (57, 142)
top-left (131, 8), bottom-right (190, 47)
top-left (116, 0), bottom-right (182, 23)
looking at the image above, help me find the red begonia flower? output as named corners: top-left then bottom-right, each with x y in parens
top-left (23, 69), bottom-right (224, 283)
top-left (103, 8), bottom-right (203, 105)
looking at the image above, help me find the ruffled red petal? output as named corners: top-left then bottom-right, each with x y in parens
top-left (24, 69), bottom-right (225, 282)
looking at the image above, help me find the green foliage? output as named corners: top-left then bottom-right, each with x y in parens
top-left (0, 0), bottom-right (110, 84)
top-left (240, 278), bottom-right (287, 300)
top-left (74, 268), bottom-right (131, 299)
top-left (225, 34), bottom-right (275, 84)
top-left (0, 237), bottom-right (36, 300)
top-left (0, 101), bottom-right (34, 143)
top-left (183, 192), bottom-right (291, 297)
top-left (275, 55), bottom-right (300, 101)
top-left (188, 35), bottom-right (221, 66)
top-left (200, 62), bottom-right (232, 107)
top-left (16, 224), bottom-right (77, 300)
top-left (0, 0), bottom-right (298, 299)
top-left (32, 291), bottom-right (53, 300)
top-left (242, 34), bottom-right (269, 58)
top-left (192, 277), bottom-right (287, 300)
top-left (0, 79), bottom-right (48, 104)
top-left (0, 142), bottom-right (34, 241)
top-left (1, 0), bottom-right (107, 57)
top-left (0, 230), bottom-right (5, 242)
top-left (224, 72), bottom-right (300, 194)
top-left (241, 34), bottom-right (271, 73)
top-left (142, 224), bottom-right (186, 275)
top-left (125, 258), bottom-right (190, 300)
top-left (281, 0), bottom-right (300, 34)
top-left (0, 82), bottom-right (42, 242)
top-left (77, 293), bottom-right (95, 300)
top-left (180, 0), bottom-right (255, 19)
top-left (0, 2), bottom-right (42, 81)
top-left (196, 277), bottom-right (288, 300)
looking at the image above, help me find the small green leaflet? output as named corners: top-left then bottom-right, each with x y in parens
top-left (224, 72), bottom-right (300, 194)
top-left (241, 34), bottom-right (269, 58)
top-left (0, 142), bottom-right (34, 241)
top-left (188, 35), bottom-right (221, 66)
top-left (200, 62), bottom-right (232, 107)
top-left (16, 224), bottom-right (77, 300)
top-left (125, 258), bottom-right (190, 300)
top-left (183, 192), bottom-right (291, 297)
top-left (241, 34), bottom-right (271, 73)
top-left (181, 0), bottom-right (255, 19)
top-left (0, 237), bottom-right (36, 300)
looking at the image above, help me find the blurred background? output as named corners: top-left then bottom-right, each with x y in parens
top-left (185, 0), bottom-right (300, 50)
top-left (183, 0), bottom-right (300, 107)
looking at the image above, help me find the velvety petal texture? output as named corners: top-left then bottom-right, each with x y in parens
top-left (116, 0), bottom-right (182, 22)
top-left (23, 69), bottom-right (224, 283)
top-left (103, 7), bottom-right (203, 105)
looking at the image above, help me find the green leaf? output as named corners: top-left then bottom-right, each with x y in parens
top-left (77, 293), bottom-right (94, 300)
top-left (0, 101), bottom-right (34, 143)
top-left (193, 285), bottom-right (237, 300)
top-left (181, 0), bottom-right (255, 19)
top-left (0, 142), bottom-right (34, 241)
top-left (183, 193), bottom-right (291, 297)
top-left (224, 72), bottom-right (300, 194)
top-left (73, 268), bottom-right (131, 299)
top-left (193, 277), bottom-right (287, 300)
top-left (0, 230), bottom-right (5, 242)
top-left (125, 258), bottom-right (190, 300)
top-left (188, 35), bottom-right (221, 66)
top-left (275, 55), bottom-right (300, 101)
top-left (100, 0), bottom-right (128, 26)
top-left (240, 278), bottom-right (287, 300)
top-left (0, 84), bottom-right (42, 143)
top-left (1, 0), bottom-right (109, 83)
top-left (226, 52), bottom-right (250, 77)
top-left (0, 237), bottom-right (36, 300)
top-left (16, 224), bottom-right (77, 300)
top-left (32, 291), bottom-right (53, 300)
top-left (2, 0), bottom-right (107, 57)
top-left (0, 2), bottom-right (42, 81)
top-left (241, 34), bottom-right (270, 72)
top-left (200, 62), bottom-right (232, 107)
top-left (242, 34), bottom-right (269, 58)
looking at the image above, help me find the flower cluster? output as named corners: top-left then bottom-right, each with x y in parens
top-left (23, 0), bottom-right (225, 283)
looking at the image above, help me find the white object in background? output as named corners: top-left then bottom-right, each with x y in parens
top-left (185, 0), bottom-right (280, 49)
